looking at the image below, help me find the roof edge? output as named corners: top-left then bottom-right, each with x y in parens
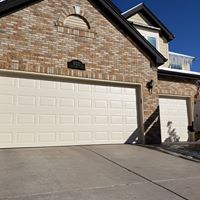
top-left (158, 67), bottom-right (200, 79)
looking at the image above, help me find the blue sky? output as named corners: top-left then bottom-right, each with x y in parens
top-left (112, 0), bottom-right (200, 72)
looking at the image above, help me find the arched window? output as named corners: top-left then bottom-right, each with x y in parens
top-left (64, 15), bottom-right (90, 30)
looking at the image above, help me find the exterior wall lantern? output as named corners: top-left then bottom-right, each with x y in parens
top-left (146, 80), bottom-right (154, 94)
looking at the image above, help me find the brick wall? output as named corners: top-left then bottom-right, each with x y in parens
top-left (158, 75), bottom-right (196, 98)
top-left (0, 0), bottom-right (161, 144)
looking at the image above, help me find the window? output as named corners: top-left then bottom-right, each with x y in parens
top-left (170, 64), bottom-right (182, 70)
top-left (147, 36), bottom-right (157, 48)
top-left (64, 15), bottom-right (90, 30)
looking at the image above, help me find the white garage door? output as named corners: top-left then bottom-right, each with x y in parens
top-left (0, 75), bottom-right (138, 148)
top-left (159, 97), bottom-right (189, 142)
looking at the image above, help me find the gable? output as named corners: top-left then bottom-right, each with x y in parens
top-left (128, 13), bottom-right (151, 27)
top-left (122, 3), bottom-right (175, 42)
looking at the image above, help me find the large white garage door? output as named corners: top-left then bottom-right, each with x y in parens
top-left (159, 97), bottom-right (189, 142)
top-left (0, 75), bottom-right (138, 148)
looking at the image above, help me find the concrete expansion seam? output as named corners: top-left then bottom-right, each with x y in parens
top-left (81, 146), bottom-right (190, 200)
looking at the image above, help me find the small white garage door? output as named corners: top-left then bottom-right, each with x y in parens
top-left (0, 75), bottom-right (139, 148)
top-left (159, 97), bottom-right (189, 142)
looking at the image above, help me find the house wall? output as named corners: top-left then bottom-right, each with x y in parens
top-left (159, 37), bottom-right (169, 68)
top-left (0, 0), bottom-right (161, 144)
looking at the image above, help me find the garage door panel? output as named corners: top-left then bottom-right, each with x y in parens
top-left (60, 82), bottom-right (75, 91)
top-left (0, 114), bottom-right (14, 124)
top-left (0, 132), bottom-right (13, 144)
top-left (59, 115), bottom-right (75, 124)
top-left (18, 95), bottom-right (36, 106)
top-left (38, 132), bottom-right (57, 143)
top-left (78, 131), bottom-right (93, 143)
top-left (111, 131), bottom-right (124, 141)
top-left (39, 115), bottom-right (56, 124)
top-left (59, 98), bottom-right (75, 107)
top-left (17, 114), bottom-right (36, 124)
top-left (39, 81), bottom-right (57, 90)
top-left (16, 132), bottom-right (36, 144)
top-left (0, 94), bottom-right (14, 105)
top-left (94, 132), bottom-right (109, 141)
top-left (78, 99), bottom-right (92, 108)
top-left (58, 132), bottom-right (75, 143)
top-left (0, 76), bottom-right (139, 148)
top-left (109, 109), bottom-right (123, 115)
top-left (39, 97), bottom-right (56, 107)
top-left (0, 76), bottom-right (15, 87)
top-left (159, 97), bottom-right (189, 142)
top-left (111, 116), bottom-right (123, 124)
top-left (95, 116), bottom-right (108, 124)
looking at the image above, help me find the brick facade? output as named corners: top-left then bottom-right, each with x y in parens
top-left (0, 0), bottom-right (162, 144)
top-left (158, 76), bottom-right (196, 98)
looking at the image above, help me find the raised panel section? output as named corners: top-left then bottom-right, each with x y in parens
top-left (39, 115), bottom-right (56, 124)
top-left (78, 116), bottom-right (91, 124)
top-left (95, 116), bottom-right (108, 124)
top-left (19, 79), bottom-right (36, 88)
top-left (60, 115), bottom-right (75, 124)
top-left (95, 132), bottom-right (109, 141)
top-left (95, 86), bottom-right (107, 93)
top-left (110, 101), bottom-right (122, 108)
top-left (16, 133), bottom-right (35, 143)
top-left (58, 132), bottom-right (75, 142)
top-left (111, 132), bottom-right (123, 140)
top-left (110, 87), bottom-right (122, 94)
top-left (111, 116), bottom-right (123, 124)
top-left (60, 98), bottom-right (74, 107)
top-left (78, 99), bottom-right (91, 108)
top-left (0, 133), bottom-right (13, 143)
top-left (18, 96), bottom-right (36, 106)
top-left (95, 100), bottom-right (107, 108)
top-left (0, 114), bottom-right (13, 124)
top-left (60, 82), bottom-right (75, 91)
top-left (0, 77), bottom-right (15, 87)
top-left (17, 114), bottom-right (35, 124)
top-left (40, 97), bottom-right (56, 106)
top-left (78, 131), bottom-right (92, 142)
top-left (0, 94), bottom-right (14, 105)
top-left (38, 132), bottom-right (56, 142)
top-left (125, 102), bottom-right (136, 109)
top-left (78, 84), bottom-right (91, 92)
top-left (40, 81), bottom-right (56, 89)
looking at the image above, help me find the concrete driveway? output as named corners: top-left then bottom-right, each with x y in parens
top-left (0, 145), bottom-right (199, 200)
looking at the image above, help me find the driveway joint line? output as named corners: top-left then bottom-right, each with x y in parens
top-left (0, 181), bottom-right (146, 200)
top-left (81, 146), bottom-right (190, 200)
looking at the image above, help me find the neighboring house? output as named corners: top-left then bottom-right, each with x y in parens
top-left (169, 52), bottom-right (195, 71)
top-left (0, 0), bottom-right (199, 149)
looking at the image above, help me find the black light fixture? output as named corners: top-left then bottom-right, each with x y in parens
top-left (146, 80), bottom-right (154, 94)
